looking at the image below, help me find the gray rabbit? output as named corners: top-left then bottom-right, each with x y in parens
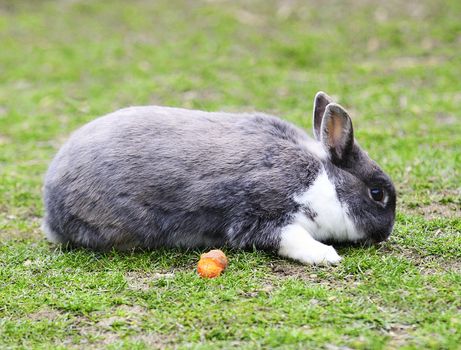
top-left (42, 92), bottom-right (396, 264)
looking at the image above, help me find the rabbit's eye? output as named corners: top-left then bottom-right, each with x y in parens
top-left (369, 188), bottom-right (384, 202)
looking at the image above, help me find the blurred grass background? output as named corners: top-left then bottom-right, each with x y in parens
top-left (0, 1), bottom-right (460, 349)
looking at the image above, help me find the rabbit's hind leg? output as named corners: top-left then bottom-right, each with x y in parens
top-left (42, 214), bottom-right (138, 251)
top-left (41, 217), bottom-right (66, 245)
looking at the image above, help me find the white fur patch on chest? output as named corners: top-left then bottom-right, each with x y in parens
top-left (292, 169), bottom-right (364, 242)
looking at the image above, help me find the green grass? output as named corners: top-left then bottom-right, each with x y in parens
top-left (0, 0), bottom-right (460, 349)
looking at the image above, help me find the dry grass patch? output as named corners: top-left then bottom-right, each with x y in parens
top-left (124, 271), bottom-right (175, 291)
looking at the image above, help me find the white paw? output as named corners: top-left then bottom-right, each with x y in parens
top-left (304, 244), bottom-right (342, 265)
top-left (278, 223), bottom-right (342, 265)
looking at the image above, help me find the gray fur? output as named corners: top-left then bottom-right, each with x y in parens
top-left (43, 106), bottom-right (321, 251)
top-left (43, 94), bottom-right (396, 253)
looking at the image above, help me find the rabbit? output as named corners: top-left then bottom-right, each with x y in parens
top-left (42, 92), bottom-right (396, 264)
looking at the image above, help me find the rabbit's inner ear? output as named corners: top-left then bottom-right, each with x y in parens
top-left (327, 116), bottom-right (344, 144)
top-left (320, 103), bottom-right (354, 163)
top-left (313, 92), bottom-right (334, 140)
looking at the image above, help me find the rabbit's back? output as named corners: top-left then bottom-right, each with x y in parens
top-left (43, 106), bottom-right (322, 250)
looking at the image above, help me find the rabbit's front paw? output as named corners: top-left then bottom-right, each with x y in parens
top-left (278, 224), bottom-right (342, 265)
top-left (305, 244), bottom-right (342, 265)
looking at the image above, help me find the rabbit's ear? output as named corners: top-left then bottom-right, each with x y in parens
top-left (320, 103), bottom-right (354, 163)
top-left (313, 91), bottom-right (334, 140)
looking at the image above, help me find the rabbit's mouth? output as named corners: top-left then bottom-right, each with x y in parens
top-left (357, 234), bottom-right (391, 246)
top-left (323, 235), bottom-right (389, 248)
top-left (365, 236), bottom-right (389, 245)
